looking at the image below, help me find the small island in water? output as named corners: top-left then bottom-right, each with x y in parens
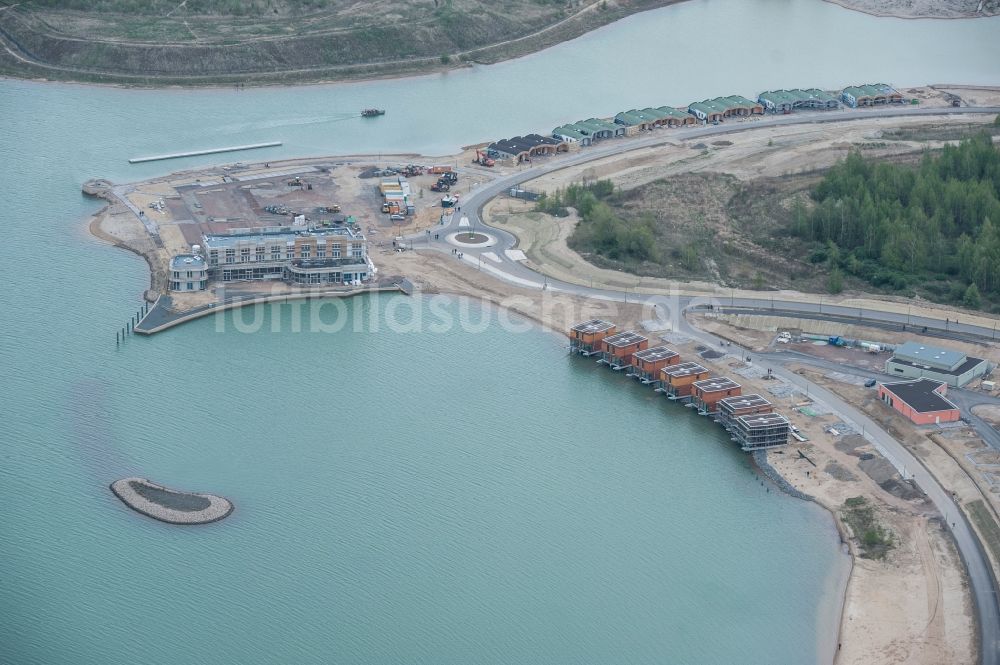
top-left (110, 477), bottom-right (234, 525)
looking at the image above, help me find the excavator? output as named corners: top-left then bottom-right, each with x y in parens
top-left (473, 150), bottom-right (495, 167)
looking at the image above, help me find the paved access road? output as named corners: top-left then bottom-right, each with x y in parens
top-left (406, 105), bottom-right (1000, 665)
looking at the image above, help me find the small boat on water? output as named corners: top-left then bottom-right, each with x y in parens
top-left (361, 108), bottom-right (386, 117)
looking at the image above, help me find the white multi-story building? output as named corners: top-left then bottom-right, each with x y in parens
top-left (199, 225), bottom-right (371, 286)
top-left (169, 254), bottom-right (208, 292)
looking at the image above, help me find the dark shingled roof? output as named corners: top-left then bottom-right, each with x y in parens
top-left (489, 134), bottom-right (562, 156)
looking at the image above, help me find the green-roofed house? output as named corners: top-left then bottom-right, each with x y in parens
top-left (614, 109), bottom-right (662, 134)
top-left (655, 106), bottom-right (697, 127)
top-left (552, 124), bottom-right (592, 146)
top-left (757, 89), bottom-right (839, 113)
top-left (687, 96), bottom-right (763, 122)
top-left (687, 99), bottom-right (727, 123)
top-left (567, 118), bottom-right (626, 141)
top-left (721, 95), bottom-right (764, 116)
top-left (841, 83), bottom-right (903, 108)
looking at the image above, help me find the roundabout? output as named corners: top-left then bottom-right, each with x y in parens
top-left (446, 231), bottom-right (497, 248)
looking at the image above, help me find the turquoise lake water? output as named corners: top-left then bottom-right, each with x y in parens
top-left (2, 0), bottom-right (997, 662)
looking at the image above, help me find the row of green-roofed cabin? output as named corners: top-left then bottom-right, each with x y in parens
top-left (553, 118), bottom-right (625, 146)
top-left (757, 89), bottom-right (840, 114)
top-left (841, 83), bottom-right (904, 108)
top-left (687, 96), bottom-right (764, 122)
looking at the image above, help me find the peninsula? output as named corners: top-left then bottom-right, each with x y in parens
top-left (87, 82), bottom-right (1000, 664)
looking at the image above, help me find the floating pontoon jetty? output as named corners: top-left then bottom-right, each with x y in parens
top-left (128, 141), bottom-right (282, 164)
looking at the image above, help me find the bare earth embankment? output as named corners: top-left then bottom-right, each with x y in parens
top-left (825, 0), bottom-right (999, 18)
top-left (0, 0), bottom-right (682, 86)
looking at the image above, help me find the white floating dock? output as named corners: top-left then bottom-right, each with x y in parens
top-left (129, 141), bottom-right (282, 164)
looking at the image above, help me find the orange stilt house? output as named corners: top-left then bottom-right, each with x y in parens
top-left (691, 377), bottom-right (742, 414)
top-left (569, 319), bottom-right (616, 356)
top-left (716, 394), bottom-right (772, 428)
top-left (599, 331), bottom-right (649, 370)
top-left (629, 345), bottom-right (680, 386)
top-left (659, 362), bottom-right (710, 400)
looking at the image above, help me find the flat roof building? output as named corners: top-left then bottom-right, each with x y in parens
top-left (202, 225), bottom-right (370, 286)
top-left (885, 341), bottom-right (989, 387)
top-left (629, 345), bottom-right (680, 385)
top-left (717, 394), bottom-right (773, 427)
top-left (691, 376), bottom-right (742, 414)
top-left (660, 362), bottom-right (710, 399)
top-left (600, 331), bottom-right (649, 370)
top-left (569, 319), bottom-right (617, 356)
top-left (169, 254), bottom-right (208, 292)
top-left (731, 413), bottom-right (790, 451)
top-left (878, 379), bottom-right (961, 426)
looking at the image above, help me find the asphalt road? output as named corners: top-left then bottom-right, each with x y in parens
top-left (405, 105), bottom-right (1000, 664)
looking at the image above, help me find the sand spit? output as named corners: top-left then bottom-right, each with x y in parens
top-left (110, 477), bottom-right (234, 525)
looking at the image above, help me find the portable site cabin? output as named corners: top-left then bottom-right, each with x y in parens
top-left (629, 345), bottom-right (680, 386)
top-left (600, 331), bottom-right (649, 370)
top-left (569, 319), bottom-right (616, 356)
top-left (660, 362), bottom-right (710, 399)
top-left (731, 413), bottom-right (790, 451)
top-left (691, 377), bottom-right (742, 414)
top-left (716, 394), bottom-right (773, 427)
